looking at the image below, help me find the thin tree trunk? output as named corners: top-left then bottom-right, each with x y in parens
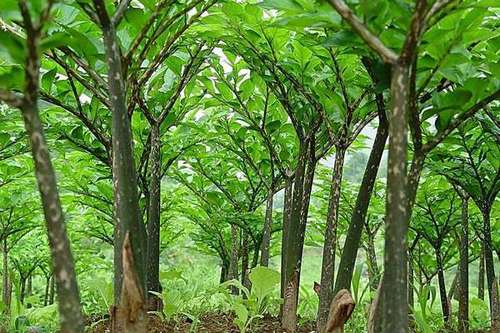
top-left (229, 224), bottom-right (239, 295)
top-left (317, 146), bottom-right (346, 332)
top-left (26, 275), bottom-right (32, 308)
top-left (147, 123), bottom-right (162, 311)
top-left (458, 195), bottom-right (469, 333)
top-left (260, 190), bottom-right (274, 267)
top-left (378, 63), bottom-right (410, 333)
top-left (44, 275), bottom-right (51, 307)
top-left (2, 239), bottom-right (9, 315)
top-left (20, 277), bottom-right (26, 305)
top-left (92, 1), bottom-right (147, 330)
top-left (282, 139), bottom-right (317, 333)
top-left (478, 244), bottom-right (485, 300)
top-left (334, 105), bottom-right (388, 293)
top-left (252, 241), bottom-right (260, 269)
top-left (49, 273), bottom-right (55, 305)
top-left (365, 239), bottom-right (380, 292)
top-left (436, 250), bottom-right (450, 324)
top-left (16, 8), bottom-right (84, 330)
top-left (408, 254), bottom-right (414, 310)
top-left (241, 231), bottom-right (250, 290)
top-left (93, 0), bottom-right (147, 319)
top-left (482, 208), bottom-right (497, 321)
top-left (280, 176), bottom-right (293, 306)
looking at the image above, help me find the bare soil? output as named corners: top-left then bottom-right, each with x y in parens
top-left (86, 313), bottom-right (316, 333)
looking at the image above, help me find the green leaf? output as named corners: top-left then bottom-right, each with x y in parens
top-left (0, 31), bottom-right (25, 64)
top-left (41, 68), bottom-right (57, 92)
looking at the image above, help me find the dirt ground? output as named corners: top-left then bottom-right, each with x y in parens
top-left (86, 313), bottom-right (316, 333)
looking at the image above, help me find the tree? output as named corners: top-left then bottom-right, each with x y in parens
top-left (431, 116), bottom-right (500, 327)
top-left (0, 1), bottom-right (84, 331)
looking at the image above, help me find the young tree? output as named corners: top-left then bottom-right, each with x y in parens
top-left (0, 1), bottom-right (84, 331)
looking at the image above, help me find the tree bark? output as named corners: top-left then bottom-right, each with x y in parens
top-left (241, 231), bottom-right (250, 290)
top-left (147, 123), bottom-right (162, 311)
top-left (317, 146), bottom-right (346, 332)
top-left (280, 176), bottom-right (293, 305)
top-left (436, 249), bottom-right (450, 324)
top-left (378, 63), bottom-right (410, 333)
top-left (229, 224), bottom-right (239, 295)
top-left (334, 108), bottom-right (388, 293)
top-left (92, 1), bottom-right (147, 329)
top-left (365, 239), bottom-right (380, 292)
top-left (458, 196), bottom-right (469, 333)
top-left (20, 277), bottom-right (26, 305)
top-left (481, 208), bottom-right (497, 321)
top-left (478, 244), bottom-right (485, 300)
top-left (17, 8), bottom-right (85, 330)
top-left (282, 139), bottom-right (317, 333)
top-left (93, 0), bottom-right (147, 308)
top-left (260, 189), bottom-right (274, 267)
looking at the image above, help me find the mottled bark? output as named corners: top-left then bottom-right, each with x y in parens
top-left (317, 146), bottom-right (346, 333)
top-left (147, 123), bottom-right (162, 311)
top-left (458, 196), bottom-right (469, 333)
top-left (365, 239), bottom-right (380, 292)
top-left (13, 3), bottom-right (85, 330)
top-left (260, 190), bottom-right (274, 267)
top-left (334, 107), bottom-right (388, 293)
top-left (378, 63), bottom-right (410, 333)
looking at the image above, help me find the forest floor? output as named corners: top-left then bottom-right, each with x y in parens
top-left (86, 313), bottom-right (316, 333)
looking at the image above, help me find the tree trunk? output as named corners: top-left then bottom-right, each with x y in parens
top-left (252, 241), bottom-right (260, 269)
top-left (317, 146), bottom-right (346, 333)
top-left (282, 139), bottom-right (317, 333)
top-left (365, 239), bottom-right (380, 292)
top-left (481, 208), bottom-right (497, 322)
top-left (20, 277), bottom-right (26, 305)
top-left (436, 250), bottom-right (450, 324)
top-left (15, 26), bottom-right (85, 332)
top-left (229, 224), bottom-right (239, 295)
top-left (260, 189), bottom-right (274, 267)
top-left (280, 176), bottom-right (293, 307)
top-left (20, 69), bottom-right (84, 333)
top-left (334, 107), bottom-right (388, 293)
top-left (94, 0), bottom-right (147, 314)
top-left (26, 275), bottom-right (32, 308)
top-left (44, 276), bottom-right (51, 307)
top-left (49, 274), bottom-right (55, 305)
top-left (479, 244), bottom-right (485, 300)
top-left (241, 231), bottom-right (250, 290)
top-left (408, 254), bottom-right (414, 310)
top-left (378, 63), bottom-right (410, 333)
top-left (93, 1), bottom-right (147, 329)
top-left (2, 239), bottom-right (9, 315)
top-left (147, 123), bottom-right (162, 311)
top-left (458, 195), bottom-right (469, 333)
